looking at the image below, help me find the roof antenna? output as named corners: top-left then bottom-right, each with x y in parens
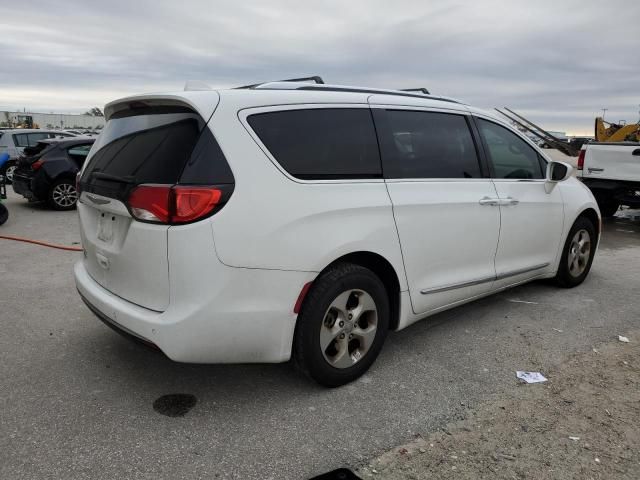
top-left (184, 80), bottom-right (212, 91)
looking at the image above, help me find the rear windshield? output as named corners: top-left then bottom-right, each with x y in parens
top-left (80, 107), bottom-right (233, 199)
top-left (23, 141), bottom-right (53, 158)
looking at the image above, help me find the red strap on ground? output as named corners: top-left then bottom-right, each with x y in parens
top-left (0, 234), bottom-right (83, 252)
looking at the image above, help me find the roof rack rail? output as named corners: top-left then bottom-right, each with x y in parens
top-left (236, 75), bottom-right (324, 89)
top-left (295, 85), bottom-right (460, 104)
top-left (231, 78), bottom-right (461, 104)
top-left (399, 88), bottom-right (430, 95)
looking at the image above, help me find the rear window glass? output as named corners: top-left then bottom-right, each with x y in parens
top-left (80, 108), bottom-right (233, 198)
top-left (83, 114), bottom-right (200, 186)
top-left (248, 108), bottom-right (381, 180)
top-left (23, 141), bottom-right (53, 157)
top-left (374, 110), bottom-right (481, 179)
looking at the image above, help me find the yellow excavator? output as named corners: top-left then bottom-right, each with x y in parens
top-left (595, 117), bottom-right (640, 142)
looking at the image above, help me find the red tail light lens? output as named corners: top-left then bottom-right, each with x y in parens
top-left (127, 185), bottom-right (223, 224)
top-left (173, 187), bottom-right (222, 223)
top-left (577, 149), bottom-right (585, 170)
top-left (31, 160), bottom-right (44, 170)
top-left (128, 185), bottom-right (172, 223)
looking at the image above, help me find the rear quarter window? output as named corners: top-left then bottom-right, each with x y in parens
top-left (247, 108), bottom-right (381, 180)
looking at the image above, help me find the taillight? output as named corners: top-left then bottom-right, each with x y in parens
top-left (76, 172), bottom-right (82, 194)
top-left (577, 149), bottom-right (586, 170)
top-left (173, 187), bottom-right (222, 223)
top-left (127, 185), bottom-right (223, 224)
top-left (128, 185), bottom-right (172, 223)
top-left (31, 159), bottom-right (44, 170)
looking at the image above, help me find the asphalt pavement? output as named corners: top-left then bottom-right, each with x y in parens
top-left (1, 189), bottom-right (639, 480)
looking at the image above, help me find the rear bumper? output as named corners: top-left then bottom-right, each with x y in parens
top-left (79, 291), bottom-right (160, 350)
top-left (580, 178), bottom-right (640, 207)
top-left (74, 259), bottom-right (315, 363)
top-left (11, 172), bottom-right (35, 200)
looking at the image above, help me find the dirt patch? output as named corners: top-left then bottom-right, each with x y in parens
top-left (359, 332), bottom-right (640, 479)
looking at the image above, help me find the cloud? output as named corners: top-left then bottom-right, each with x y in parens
top-left (1, 0), bottom-right (638, 133)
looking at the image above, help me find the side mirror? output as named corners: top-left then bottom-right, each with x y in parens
top-left (546, 161), bottom-right (572, 182)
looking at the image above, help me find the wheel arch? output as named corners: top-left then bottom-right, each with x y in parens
top-left (575, 207), bottom-right (601, 244)
top-left (50, 169), bottom-right (77, 183)
top-left (316, 251), bottom-right (402, 331)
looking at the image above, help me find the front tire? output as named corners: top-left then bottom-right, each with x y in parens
top-left (555, 216), bottom-right (596, 288)
top-left (293, 263), bottom-right (389, 387)
top-left (48, 179), bottom-right (78, 210)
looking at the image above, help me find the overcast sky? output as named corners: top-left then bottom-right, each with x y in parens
top-left (1, 0), bottom-right (638, 134)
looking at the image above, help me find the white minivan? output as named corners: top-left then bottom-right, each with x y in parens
top-left (74, 78), bottom-right (600, 386)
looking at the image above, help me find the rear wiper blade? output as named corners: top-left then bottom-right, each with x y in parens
top-left (91, 172), bottom-right (136, 184)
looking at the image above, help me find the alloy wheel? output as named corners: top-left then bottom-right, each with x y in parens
top-left (320, 289), bottom-right (378, 369)
top-left (5, 165), bottom-right (16, 183)
top-left (52, 183), bottom-right (77, 208)
top-left (568, 229), bottom-right (591, 277)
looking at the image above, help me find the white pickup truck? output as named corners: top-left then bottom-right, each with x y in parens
top-left (578, 142), bottom-right (640, 216)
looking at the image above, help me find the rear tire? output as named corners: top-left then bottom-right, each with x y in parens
top-left (594, 191), bottom-right (619, 217)
top-left (48, 178), bottom-right (78, 210)
top-left (0, 203), bottom-right (8, 225)
top-left (598, 200), bottom-right (619, 218)
top-left (293, 263), bottom-right (389, 387)
top-left (555, 216), bottom-right (596, 288)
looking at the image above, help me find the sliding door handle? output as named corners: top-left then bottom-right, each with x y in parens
top-left (479, 196), bottom-right (499, 206)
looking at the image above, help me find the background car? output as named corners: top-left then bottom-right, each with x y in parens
top-left (12, 137), bottom-right (94, 210)
top-left (0, 129), bottom-right (76, 184)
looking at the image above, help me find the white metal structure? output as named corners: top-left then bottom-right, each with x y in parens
top-left (74, 80), bottom-right (601, 386)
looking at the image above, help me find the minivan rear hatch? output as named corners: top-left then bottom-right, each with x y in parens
top-left (77, 97), bottom-right (227, 311)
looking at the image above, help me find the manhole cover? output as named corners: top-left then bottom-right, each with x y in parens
top-left (153, 394), bottom-right (197, 417)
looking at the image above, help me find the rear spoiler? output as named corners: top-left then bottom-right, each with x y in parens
top-left (104, 92), bottom-right (220, 122)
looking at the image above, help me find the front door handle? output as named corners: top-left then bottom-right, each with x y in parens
top-left (479, 196), bottom-right (499, 206)
top-left (499, 197), bottom-right (519, 206)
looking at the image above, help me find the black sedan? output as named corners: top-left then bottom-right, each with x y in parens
top-left (12, 137), bottom-right (94, 210)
